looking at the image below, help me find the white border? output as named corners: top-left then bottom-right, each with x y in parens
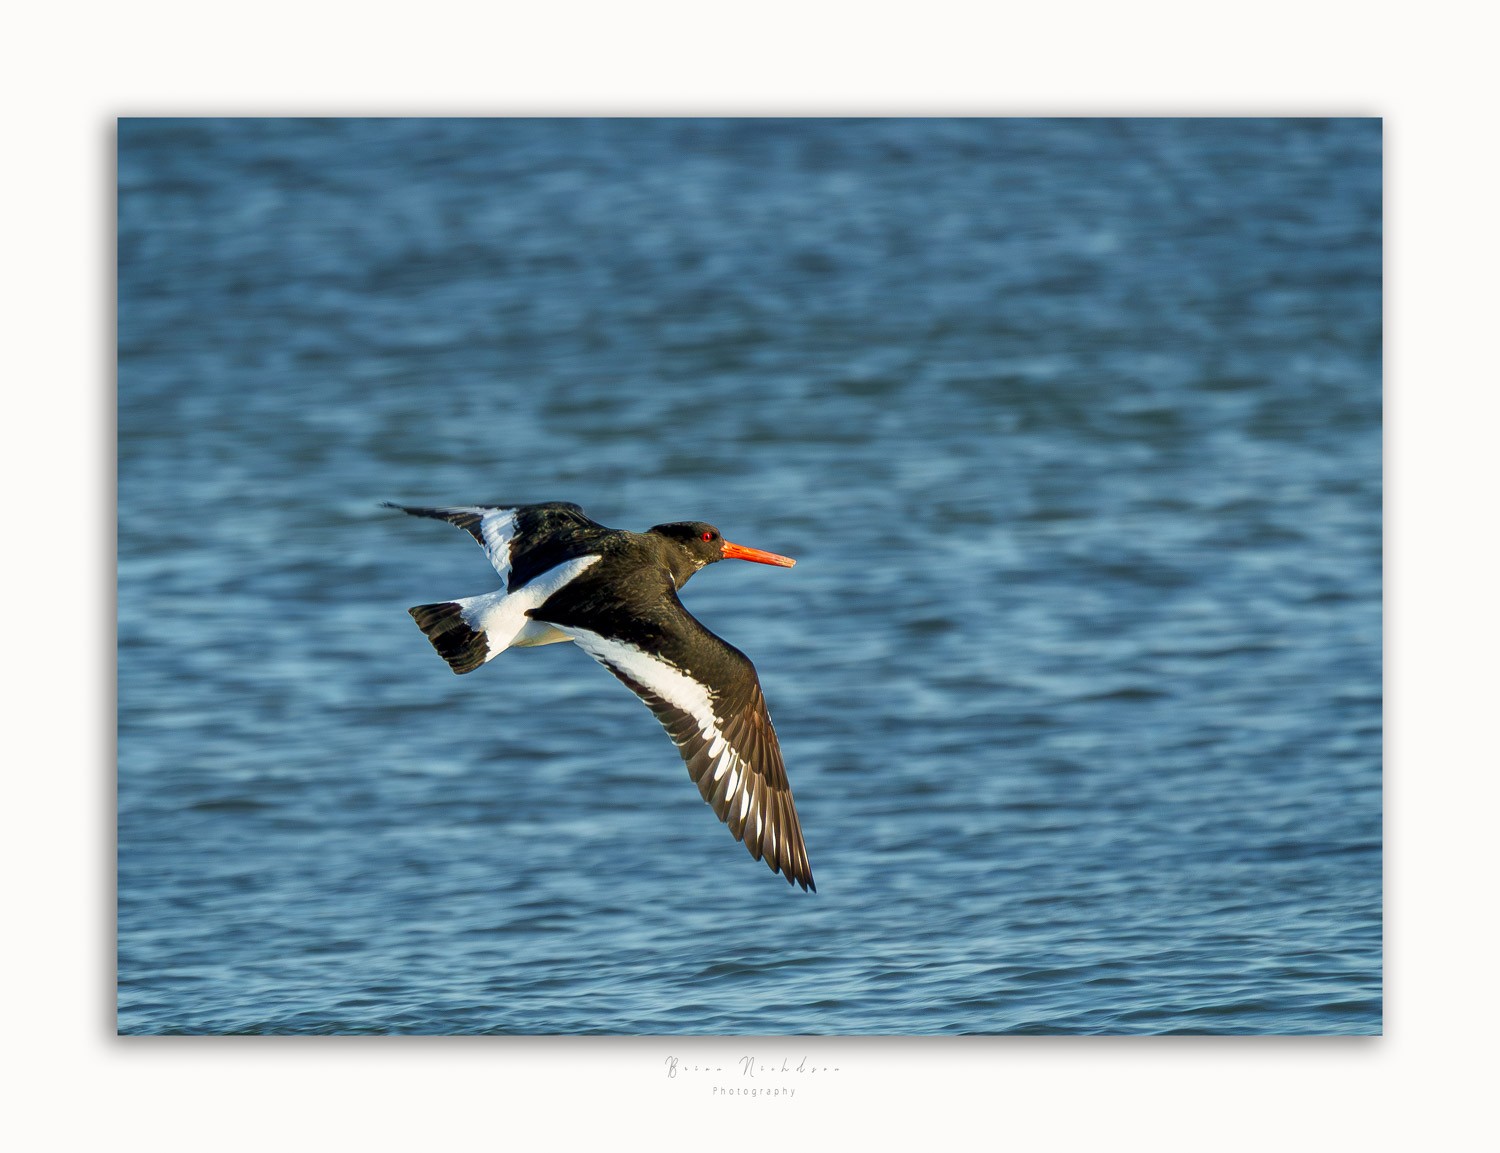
top-left (7, 0), bottom-right (1494, 1146)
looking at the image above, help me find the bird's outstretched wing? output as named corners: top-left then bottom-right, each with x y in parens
top-left (383, 501), bottom-right (605, 591)
top-left (536, 587), bottom-right (815, 892)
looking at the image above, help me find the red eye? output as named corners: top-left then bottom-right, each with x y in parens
top-left (701, 531), bottom-right (713, 541)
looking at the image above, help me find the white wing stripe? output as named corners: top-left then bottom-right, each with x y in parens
top-left (564, 627), bottom-right (720, 731)
top-left (561, 627), bottom-right (759, 813)
top-left (475, 507), bottom-right (520, 582)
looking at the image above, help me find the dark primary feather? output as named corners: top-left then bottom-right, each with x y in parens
top-left (537, 581), bottom-right (815, 891)
top-left (383, 501), bottom-right (610, 591)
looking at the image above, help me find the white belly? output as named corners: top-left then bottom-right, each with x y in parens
top-left (459, 553), bottom-right (601, 661)
top-left (512, 620), bottom-right (575, 647)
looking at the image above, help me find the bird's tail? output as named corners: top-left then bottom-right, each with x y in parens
top-left (408, 600), bottom-right (490, 674)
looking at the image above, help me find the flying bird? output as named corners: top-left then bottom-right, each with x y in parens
top-left (385, 501), bottom-right (814, 891)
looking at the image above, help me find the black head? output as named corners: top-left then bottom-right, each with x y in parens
top-left (648, 521), bottom-right (727, 568)
top-left (648, 521), bottom-right (797, 584)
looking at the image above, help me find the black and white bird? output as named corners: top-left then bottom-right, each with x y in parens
top-left (385, 501), bottom-right (814, 891)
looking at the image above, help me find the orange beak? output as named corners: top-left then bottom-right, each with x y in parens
top-left (721, 540), bottom-right (797, 567)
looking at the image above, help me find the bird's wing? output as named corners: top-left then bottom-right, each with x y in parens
top-left (536, 589), bottom-right (815, 891)
top-left (384, 501), bottom-right (603, 590)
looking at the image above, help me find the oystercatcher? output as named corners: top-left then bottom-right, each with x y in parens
top-left (385, 501), bottom-right (815, 892)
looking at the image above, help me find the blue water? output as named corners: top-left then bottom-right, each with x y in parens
top-left (117, 118), bottom-right (1381, 1034)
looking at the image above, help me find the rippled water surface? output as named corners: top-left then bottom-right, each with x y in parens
top-left (118, 118), bottom-right (1381, 1034)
